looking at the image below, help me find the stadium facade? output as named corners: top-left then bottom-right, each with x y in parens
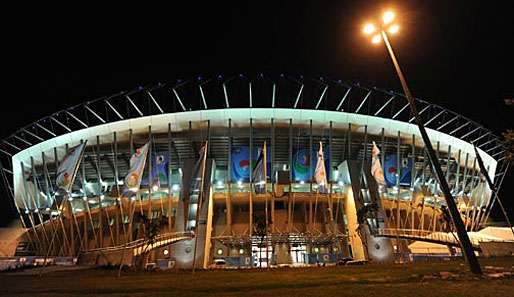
top-left (0, 75), bottom-right (509, 268)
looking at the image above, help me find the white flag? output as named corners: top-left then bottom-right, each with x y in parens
top-left (314, 142), bottom-right (328, 193)
top-left (55, 142), bottom-right (87, 194)
top-left (123, 142), bottom-right (150, 197)
top-left (371, 141), bottom-right (386, 185)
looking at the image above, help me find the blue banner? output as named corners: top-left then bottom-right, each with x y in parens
top-left (141, 152), bottom-right (169, 186)
top-left (292, 148), bottom-right (330, 182)
top-left (383, 155), bottom-right (412, 187)
top-left (231, 147), bottom-right (271, 182)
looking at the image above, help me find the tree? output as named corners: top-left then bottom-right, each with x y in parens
top-left (502, 98), bottom-right (514, 164)
top-left (355, 203), bottom-right (379, 261)
top-left (134, 216), bottom-right (167, 270)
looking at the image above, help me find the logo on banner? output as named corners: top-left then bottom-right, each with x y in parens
top-left (384, 155), bottom-right (412, 186)
top-left (232, 147), bottom-right (250, 181)
top-left (59, 172), bottom-right (70, 188)
top-left (126, 173), bottom-right (138, 188)
top-left (292, 148), bottom-right (330, 182)
top-left (231, 147), bottom-right (271, 182)
top-left (293, 149), bottom-right (310, 180)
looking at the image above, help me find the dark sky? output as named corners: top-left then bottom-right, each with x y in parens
top-left (1, 1), bottom-right (513, 226)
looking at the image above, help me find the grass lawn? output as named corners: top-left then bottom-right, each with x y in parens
top-left (1, 257), bottom-right (513, 297)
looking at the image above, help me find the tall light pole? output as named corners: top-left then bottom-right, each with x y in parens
top-left (363, 11), bottom-right (482, 275)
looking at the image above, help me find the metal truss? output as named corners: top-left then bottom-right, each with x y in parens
top-left (0, 75), bottom-right (508, 217)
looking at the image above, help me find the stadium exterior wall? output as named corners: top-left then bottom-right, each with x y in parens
top-left (12, 108), bottom-right (497, 208)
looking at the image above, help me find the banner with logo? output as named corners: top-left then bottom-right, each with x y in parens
top-left (313, 143), bottom-right (328, 193)
top-left (383, 155), bottom-right (412, 187)
top-left (292, 147), bottom-right (330, 182)
top-left (55, 142), bottom-right (86, 194)
top-left (231, 147), bottom-right (271, 182)
top-left (141, 151), bottom-right (169, 187)
top-left (371, 141), bottom-right (386, 185)
top-left (123, 143), bottom-right (150, 197)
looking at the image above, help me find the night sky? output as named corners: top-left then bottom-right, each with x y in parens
top-left (1, 1), bottom-right (512, 227)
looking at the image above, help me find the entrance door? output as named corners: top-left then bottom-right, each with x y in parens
top-left (252, 246), bottom-right (272, 268)
top-left (290, 245), bottom-right (307, 266)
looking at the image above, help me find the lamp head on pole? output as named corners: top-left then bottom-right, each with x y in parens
top-left (363, 11), bottom-right (399, 44)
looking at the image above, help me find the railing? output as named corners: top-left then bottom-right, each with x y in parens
top-left (82, 231), bottom-right (194, 255)
top-left (374, 228), bottom-right (482, 250)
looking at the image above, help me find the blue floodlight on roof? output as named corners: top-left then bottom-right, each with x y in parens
top-left (217, 75), bottom-right (222, 79)
top-left (300, 75), bottom-right (304, 79)
top-left (280, 74), bottom-right (284, 78)
top-left (239, 73), bottom-right (243, 78)
top-left (356, 81), bottom-right (360, 86)
top-left (197, 76), bottom-right (202, 81)
top-left (320, 77), bottom-right (324, 81)
top-left (338, 80), bottom-right (342, 83)
top-left (259, 73), bottom-right (264, 77)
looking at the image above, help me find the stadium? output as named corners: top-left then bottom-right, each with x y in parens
top-left (0, 74), bottom-right (510, 269)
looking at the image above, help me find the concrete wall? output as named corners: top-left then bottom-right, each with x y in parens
top-left (0, 226), bottom-right (27, 257)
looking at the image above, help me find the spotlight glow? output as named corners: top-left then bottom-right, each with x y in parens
top-left (363, 23), bottom-right (375, 35)
top-left (389, 24), bottom-right (399, 34)
top-left (383, 11), bottom-right (394, 24)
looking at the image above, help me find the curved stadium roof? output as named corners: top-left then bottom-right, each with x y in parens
top-left (0, 74), bottom-right (505, 161)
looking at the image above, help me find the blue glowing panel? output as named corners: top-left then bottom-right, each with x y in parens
top-left (383, 155), bottom-right (412, 187)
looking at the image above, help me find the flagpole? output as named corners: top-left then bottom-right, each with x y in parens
top-left (123, 142), bottom-right (150, 277)
top-left (137, 143), bottom-right (151, 230)
top-left (20, 162), bottom-right (44, 255)
top-left (40, 141), bottom-right (87, 276)
top-left (263, 142), bottom-right (269, 270)
top-left (473, 145), bottom-right (514, 236)
top-left (192, 141), bottom-right (208, 274)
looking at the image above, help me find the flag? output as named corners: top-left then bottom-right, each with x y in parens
top-left (55, 142), bottom-right (86, 195)
top-left (122, 142), bottom-right (150, 197)
top-left (252, 144), bottom-right (266, 194)
top-left (189, 144), bottom-right (207, 196)
top-left (371, 141), bottom-right (386, 185)
top-left (313, 142), bottom-right (328, 193)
